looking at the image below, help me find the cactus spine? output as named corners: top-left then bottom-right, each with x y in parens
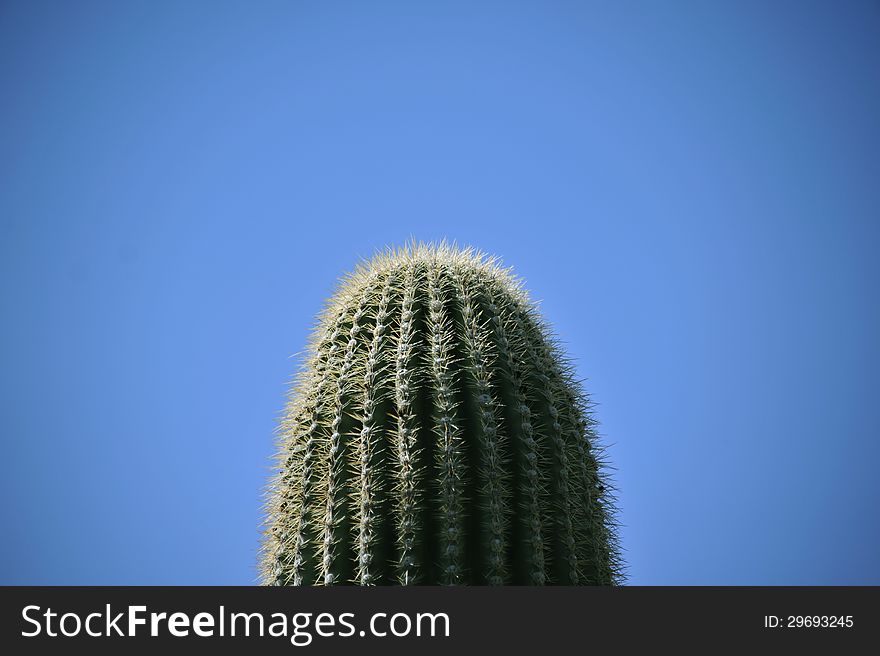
top-left (261, 243), bottom-right (621, 585)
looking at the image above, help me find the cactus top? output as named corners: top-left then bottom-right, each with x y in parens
top-left (261, 243), bottom-right (621, 585)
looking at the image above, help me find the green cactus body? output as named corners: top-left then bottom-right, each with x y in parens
top-left (261, 244), bottom-right (621, 585)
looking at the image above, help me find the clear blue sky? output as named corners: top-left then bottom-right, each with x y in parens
top-left (2, 0), bottom-right (878, 585)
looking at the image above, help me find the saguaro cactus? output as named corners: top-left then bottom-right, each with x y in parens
top-left (261, 243), bottom-right (621, 585)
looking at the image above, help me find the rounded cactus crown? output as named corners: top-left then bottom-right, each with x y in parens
top-left (261, 242), bottom-right (621, 585)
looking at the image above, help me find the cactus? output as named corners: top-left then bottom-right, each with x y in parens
top-left (260, 243), bottom-right (621, 585)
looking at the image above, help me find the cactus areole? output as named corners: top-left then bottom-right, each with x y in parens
top-left (261, 243), bottom-right (621, 585)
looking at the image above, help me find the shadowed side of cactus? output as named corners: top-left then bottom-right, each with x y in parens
top-left (260, 243), bottom-right (622, 585)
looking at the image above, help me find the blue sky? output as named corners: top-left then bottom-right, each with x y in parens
top-left (2, 0), bottom-right (878, 585)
